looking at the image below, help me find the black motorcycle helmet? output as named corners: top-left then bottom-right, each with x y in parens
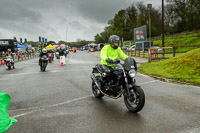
top-left (109, 35), bottom-right (120, 49)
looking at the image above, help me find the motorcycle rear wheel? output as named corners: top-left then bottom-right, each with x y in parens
top-left (92, 76), bottom-right (104, 99)
top-left (124, 86), bottom-right (145, 113)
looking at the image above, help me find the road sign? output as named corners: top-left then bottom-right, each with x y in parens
top-left (148, 4), bottom-right (152, 8)
top-left (134, 25), bottom-right (147, 42)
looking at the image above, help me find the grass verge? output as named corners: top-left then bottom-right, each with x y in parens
top-left (139, 48), bottom-right (200, 85)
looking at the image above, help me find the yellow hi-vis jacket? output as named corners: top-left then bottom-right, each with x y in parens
top-left (100, 45), bottom-right (128, 66)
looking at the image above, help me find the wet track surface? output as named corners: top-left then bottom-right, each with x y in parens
top-left (0, 51), bottom-right (200, 133)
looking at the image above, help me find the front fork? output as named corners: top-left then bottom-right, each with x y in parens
top-left (123, 69), bottom-right (140, 101)
top-left (123, 69), bottom-right (132, 99)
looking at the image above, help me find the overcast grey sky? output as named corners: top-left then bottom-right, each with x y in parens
top-left (0, 0), bottom-right (163, 42)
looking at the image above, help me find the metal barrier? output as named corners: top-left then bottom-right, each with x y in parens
top-left (0, 52), bottom-right (39, 65)
top-left (123, 45), bottom-right (200, 63)
top-left (148, 47), bottom-right (173, 62)
top-left (148, 45), bottom-right (200, 62)
top-left (123, 47), bottom-right (149, 58)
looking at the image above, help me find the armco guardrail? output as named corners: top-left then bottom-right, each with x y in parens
top-left (0, 52), bottom-right (39, 65)
top-left (14, 52), bottom-right (39, 62)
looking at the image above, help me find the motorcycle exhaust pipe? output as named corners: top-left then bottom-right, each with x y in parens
top-left (90, 74), bottom-right (122, 99)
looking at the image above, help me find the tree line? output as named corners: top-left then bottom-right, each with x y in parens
top-left (94, 0), bottom-right (200, 44)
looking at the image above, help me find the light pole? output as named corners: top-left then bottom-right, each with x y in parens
top-left (162, 0), bottom-right (165, 57)
top-left (162, 0), bottom-right (165, 48)
top-left (66, 26), bottom-right (68, 43)
top-left (147, 4), bottom-right (152, 43)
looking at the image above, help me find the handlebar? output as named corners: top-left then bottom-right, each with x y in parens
top-left (107, 59), bottom-right (121, 65)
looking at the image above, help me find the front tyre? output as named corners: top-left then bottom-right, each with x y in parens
top-left (124, 86), bottom-right (145, 113)
top-left (43, 62), bottom-right (47, 71)
top-left (7, 62), bottom-right (11, 70)
top-left (92, 76), bottom-right (104, 99)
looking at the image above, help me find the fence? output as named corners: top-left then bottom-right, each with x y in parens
top-left (123, 47), bottom-right (149, 58)
top-left (148, 47), bottom-right (173, 62)
top-left (123, 45), bottom-right (200, 62)
top-left (149, 45), bottom-right (200, 62)
top-left (0, 52), bottom-right (39, 65)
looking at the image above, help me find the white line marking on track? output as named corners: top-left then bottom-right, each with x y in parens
top-left (177, 127), bottom-right (200, 133)
top-left (67, 54), bottom-right (73, 63)
top-left (0, 69), bottom-right (92, 77)
top-left (10, 95), bottom-right (92, 118)
top-left (137, 73), bottom-right (150, 78)
top-left (139, 80), bottom-right (158, 85)
top-left (188, 85), bottom-right (200, 89)
top-left (12, 111), bottom-right (35, 118)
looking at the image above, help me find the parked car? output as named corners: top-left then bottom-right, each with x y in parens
top-left (153, 46), bottom-right (163, 52)
top-left (127, 45), bottom-right (135, 50)
top-left (122, 45), bottom-right (131, 50)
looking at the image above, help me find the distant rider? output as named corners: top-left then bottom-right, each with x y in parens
top-left (6, 49), bottom-right (15, 69)
top-left (39, 48), bottom-right (48, 66)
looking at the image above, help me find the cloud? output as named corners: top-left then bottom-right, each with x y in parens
top-left (0, 0), bottom-right (42, 23)
top-left (64, 0), bottom-right (130, 23)
top-left (0, 0), bottom-right (163, 42)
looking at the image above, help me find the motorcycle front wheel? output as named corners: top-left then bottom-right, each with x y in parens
top-left (7, 62), bottom-right (11, 70)
top-left (40, 62), bottom-right (46, 72)
top-left (124, 86), bottom-right (145, 113)
top-left (40, 66), bottom-right (43, 71)
top-left (43, 62), bottom-right (47, 71)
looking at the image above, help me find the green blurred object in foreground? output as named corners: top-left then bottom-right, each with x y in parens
top-left (0, 91), bottom-right (18, 133)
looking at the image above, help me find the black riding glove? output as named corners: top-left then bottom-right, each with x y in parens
top-left (116, 59), bottom-right (120, 63)
top-left (106, 58), bottom-right (114, 64)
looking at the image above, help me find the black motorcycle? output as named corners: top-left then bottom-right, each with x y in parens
top-left (91, 57), bottom-right (145, 112)
top-left (40, 55), bottom-right (48, 72)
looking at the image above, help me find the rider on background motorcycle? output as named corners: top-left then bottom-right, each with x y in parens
top-left (39, 48), bottom-right (48, 65)
top-left (58, 47), bottom-right (64, 56)
top-left (50, 48), bottom-right (54, 57)
top-left (47, 48), bottom-right (54, 61)
top-left (6, 49), bottom-right (15, 69)
top-left (101, 35), bottom-right (128, 67)
top-left (47, 49), bottom-right (53, 54)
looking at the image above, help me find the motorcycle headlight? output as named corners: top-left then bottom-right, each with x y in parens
top-left (129, 69), bottom-right (136, 78)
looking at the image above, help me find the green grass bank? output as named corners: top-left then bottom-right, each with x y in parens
top-left (139, 48), bottom-right (200, 85)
